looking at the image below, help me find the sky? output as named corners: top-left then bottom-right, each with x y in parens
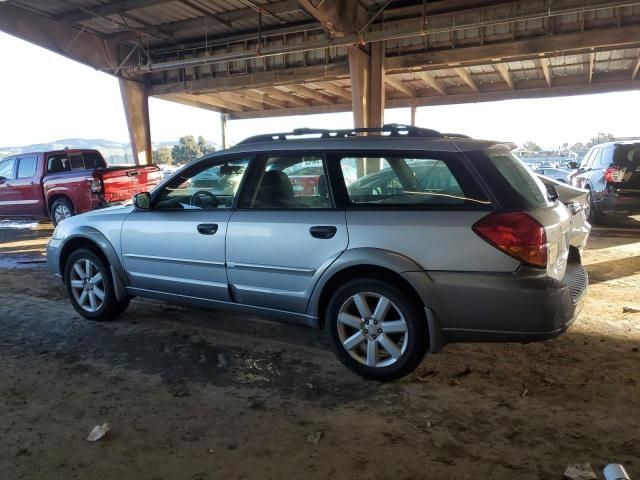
top-left (1, 31), bottom-right (639, 150)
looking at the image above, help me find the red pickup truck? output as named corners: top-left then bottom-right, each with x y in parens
top-left (0, 149), bottom-right (161, 225)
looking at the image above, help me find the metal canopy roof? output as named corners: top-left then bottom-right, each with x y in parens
top-left (2, 0), bottom-right (640, 119)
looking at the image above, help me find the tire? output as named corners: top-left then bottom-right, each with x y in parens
top-left (325, 278), bottom-right (428, 381)
top-left (64, 248), bottom-right (129, 321)
top-left (50, 198), bottom-right (74, 226)
top-left (586, 189), bottom-right (601, 224)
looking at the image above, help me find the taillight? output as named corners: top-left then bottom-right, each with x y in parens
top-left (604, 166), bottom-right (625, 183)
top-left (472, 212), bottom-right (547, 268)
top-left (87, 175), bottom-right (103, 194)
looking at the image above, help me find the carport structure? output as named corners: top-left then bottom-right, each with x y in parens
top-left (1, 0), bottom-right (640, 164)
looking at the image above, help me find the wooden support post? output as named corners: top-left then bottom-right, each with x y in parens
top-left (410, 105), bottom-right (417, 126)
top-left (119, 78), bottom-right (152, 165)
top-left (349, 43), bottom-right (385, 176)
top-left (221, 113), bottom-right (229, 149)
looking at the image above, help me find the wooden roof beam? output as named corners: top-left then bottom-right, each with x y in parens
top-left (216, 92), bottom-right (265, 111)
top-left (57, 0), bottom-right (175, 24)
top-left (633, 54), bottom-right (640, 80)
top-left (255, 87), bottom-right (312, 107)
top-left (386, 77), bottom-right (415, 97)
top-left (243, 90), bottom-right (289, 109)
top-left (310, 82), bottom-right (351, 101)
top-left (455, 67), bottom-right (479, 92)
top-left (415, 71), bottom-right (447, 95)
top-left (281, 84), bottom-right (335, 104)
top-left (540, 58), bottom-right (552, 87)
top-left (496, 63), bottom-right (514, 90)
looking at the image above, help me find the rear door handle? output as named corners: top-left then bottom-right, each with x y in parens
top-left (309, 225), bottom-right (337, 239)
top-left (197, 223), bottom-right (218, 235)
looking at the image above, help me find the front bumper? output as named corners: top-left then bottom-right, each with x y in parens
top-left (46, 238), bottom-right (64, 278)
top-left (405, 262), bottom-right (588, 343)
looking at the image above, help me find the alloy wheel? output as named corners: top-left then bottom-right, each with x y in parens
top-left (69, 259), bottom-right (105, 313)
top-left (54, 204), bottom-right (72, 224)
top-left (336, 292), bottom-right (408, 368)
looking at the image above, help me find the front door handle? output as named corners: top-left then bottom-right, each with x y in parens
top-left (197, 223), bottom-right (218, 235)
top-left (309, 225), bottom-right (337, 239)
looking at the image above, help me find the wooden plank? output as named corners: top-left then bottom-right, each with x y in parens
top-left (178, 93), bottom-right (246, 112)
top-left (243, 90), bottom-right (289, 109)
top-left (255, 87), bottom-right (312, 107)
top-left (455, 67), bottom-right (479, 92)
top-left (159, 93), bottom-right (225, 113)
top-left (415, 71), bottom-right (447, 95)
top-left (386, 25), bottom-right (640, 73)
top-left (496, 63), bottom-right (514, 90)
top-left (150, 63), bottom-right (349, 95)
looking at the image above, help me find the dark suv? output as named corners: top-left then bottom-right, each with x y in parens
top-left (572, 141), bottom-right (640, 222)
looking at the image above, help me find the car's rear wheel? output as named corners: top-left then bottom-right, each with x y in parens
top-left (325, 278), bottom-right (428, 381)
top-left (586, 189), bottom-right (601, 224)
top-left (51, 198), bottom-right (74, 226)
top-left (64, 248), bottom-right (129, 321)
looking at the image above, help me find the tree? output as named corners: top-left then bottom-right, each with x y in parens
top-left (171, 135), bottom-right (202, 165)
top-left (570, 142), bottom-right (587, 155)
top-left (197, 135), bottom-right (215, 155)
top-left (587, 132), bottom-right (615, 148)
top-left (522, 141), bottom-right (542, 153)
top-left (152, 146), bottom-right (173, 165)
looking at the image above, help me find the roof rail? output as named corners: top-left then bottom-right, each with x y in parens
top-left (443, 133), bottom-right (471, 139)
top-left (236, 123), bottom-right (443, 145)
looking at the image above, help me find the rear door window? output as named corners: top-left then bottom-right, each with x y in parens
top-left (17, 156), bottom-right (37, 178)
top-left (338, 153), bottom-right (490, 208)
top-left (47, 154), bottom-right (71, 173)
top-left (69, 154), bottom-right (85, 169)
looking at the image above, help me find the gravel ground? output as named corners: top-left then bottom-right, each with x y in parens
top-left (0, 222), bottom-right (638, 480)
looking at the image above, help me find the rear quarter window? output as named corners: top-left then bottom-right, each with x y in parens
top-left (338, 152), bottom-right (491, 209)
top-left (468, 147), bottom-right (552, 210)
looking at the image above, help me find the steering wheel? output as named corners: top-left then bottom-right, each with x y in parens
top-left (190, 190), bottom-right (219, 208)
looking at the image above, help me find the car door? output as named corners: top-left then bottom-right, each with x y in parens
top-left (0, 157), bottom-right (17, 216)
top-left (120, 156), bottom-right (251, 301)
top-left (226, 153), bottom-right (348, 313)
top-left (11, 155), bottom-right (44, 216)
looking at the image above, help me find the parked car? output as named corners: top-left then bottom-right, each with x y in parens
top-left (47, 125), bottom-right (587, 381)
top-left (534, 167), bottom-right (572, 183)
top-left (538, 175), bottom-right (591, 253)
top-left (0, 149), bottom-right (161, 225)
top-left (571, 141), bottom-right (640, 222)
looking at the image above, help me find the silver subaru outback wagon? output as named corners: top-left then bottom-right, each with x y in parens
top-left (47, 125), bottom-right (587, 381)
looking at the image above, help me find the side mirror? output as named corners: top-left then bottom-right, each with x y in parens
top-left (545, 184), bottom-right (559, 202)
top-left (567, 162), bottom-right (578, 169)
top-left (133, 192), bottom-right (151, 210)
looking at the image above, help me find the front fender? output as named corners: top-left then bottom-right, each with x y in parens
top-left (55, 226), bottom-right (129, 296)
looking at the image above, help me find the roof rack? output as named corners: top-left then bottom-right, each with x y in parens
top-left (236, 123), bottom-right (443, 145)
top-left (442, 133), bottom-right (471, 139)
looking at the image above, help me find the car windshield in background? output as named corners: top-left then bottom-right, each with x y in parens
top-left (343, 155), bottom-right (491, 207)
top-left (468, 147), bottom-right (552, 209)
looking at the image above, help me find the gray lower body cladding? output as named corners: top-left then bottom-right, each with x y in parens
top-left (404, 262), bottom-right (587, 343)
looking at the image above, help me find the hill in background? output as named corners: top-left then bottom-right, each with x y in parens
top-left (0, 138), bottom-right (177, 164)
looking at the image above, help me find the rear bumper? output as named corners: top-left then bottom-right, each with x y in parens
top-left (404, 263), bottom-right (588, 343)
top-left (598, 190), bottom-right (640, 215)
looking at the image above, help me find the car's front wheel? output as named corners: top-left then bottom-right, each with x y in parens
top-left (64, 248), bottom-right (129, 321)
top-left (325, 278), bottom-right (428, 381)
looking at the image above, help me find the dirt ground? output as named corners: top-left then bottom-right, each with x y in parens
top-left (0, 220), bottom-right (638, 480)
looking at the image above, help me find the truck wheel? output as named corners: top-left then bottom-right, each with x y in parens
top-left (325, 278), bottom-right (428, 381)
top-left (51, 198), bottom-right (74, 226)
top-left (64, 248), bottom-right (129, 321)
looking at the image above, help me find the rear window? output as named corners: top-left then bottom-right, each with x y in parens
top-left (339, 153), bottom-right (490, 208)
top-left (613, 144), bottom-right (640, 167)
top-left (84, 152), bottom-right (106, 169)
top-left (468, 147), bottom-right (552, 209)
